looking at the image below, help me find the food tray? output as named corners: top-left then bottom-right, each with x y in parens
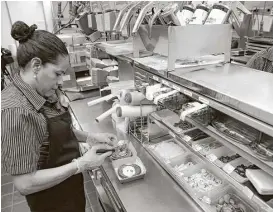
top-left (200, 186), bottom-right (258, 212)
top-left (207, 146), bottom-right (241, 168)
top-left (168, 153), bottom-right (203, 178)
top-left (189, 106), bottom-right (216, 126)
top-left (112, 156), bottom-right (146, 183)
top-left (158, 92), bottom-right (189, 112)
top-left (211, 115), bottom-right (260, 145)
top-left (147, 138), bottom-right (187, 163)
top-left (181, 128), bottom-right (209, 143)
top-left (181, 164), bottom-right (226, 201)
top-left (248, 142), bottom-right (273, 162)
top-left (223, 157), bottom-right (256, 184)
top-left (191, 137), bottom-right (222, 156)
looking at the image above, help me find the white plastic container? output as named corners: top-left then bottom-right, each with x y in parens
top-left (111, 142), bottom-right (146, 183)
top-left (246, 169), bottom-right (273, 195)
top-left (191, 137), bottom-right (215, 152)
top-left (223, 157), bottom-right (252, 184)
top-left (147, 138), bottom-right (187, 163)
top-left (208, 147), bottom-right (240, 168)
top-left (168, 153), bottom-right (203, 178)
top-left (201, 185), bottom-right (258, 212)
top-left (181, 164), bottom-right (226, 201)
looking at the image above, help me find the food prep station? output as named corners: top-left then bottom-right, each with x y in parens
top-left (64, 2), bottom-right (273, 212)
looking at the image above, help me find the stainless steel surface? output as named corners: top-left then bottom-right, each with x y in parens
top-left (113, 2), bottom-right (136, 32)
top-left (69, 97), bottom-right (202, 212)
top-left (117, 59), bottom-right (134, 81)
top-left (169, 63), bottom-right (273, 127)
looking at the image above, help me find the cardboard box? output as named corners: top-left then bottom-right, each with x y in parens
top-left (90, 68), bottom-right (109, 84)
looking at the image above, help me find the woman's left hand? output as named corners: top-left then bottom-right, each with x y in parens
top-left (87, 133), bottom-right (118, 147)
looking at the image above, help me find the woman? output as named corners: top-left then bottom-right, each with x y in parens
top-left (1, 21), bottom-right (117, 212)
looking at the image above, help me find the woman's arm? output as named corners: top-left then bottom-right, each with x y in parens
top-left (13, 145), bottom-right (113, 196)
top-left (13, 162), bottom-right (77, 196)
top-left (72, 128), bottom-right (88, 141)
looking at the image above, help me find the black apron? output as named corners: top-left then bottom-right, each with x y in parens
top-left (26, 110), bottom-right (86, 212)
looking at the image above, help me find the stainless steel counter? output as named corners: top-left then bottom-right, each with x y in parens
top-left (168, 63), bottom-right (273, 126)
top-left (70, 97), bottom-right (202, 212)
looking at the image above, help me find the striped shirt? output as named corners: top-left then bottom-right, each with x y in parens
top-left (1, 74), bottom-right (67, 175)
top-left (246, 47), bottom-right (273, 73)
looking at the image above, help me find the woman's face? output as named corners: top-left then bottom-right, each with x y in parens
top-left (35, 55), bottom-right (70, 99)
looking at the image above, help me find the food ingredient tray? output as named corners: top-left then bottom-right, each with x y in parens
top-left (223, 157), bottom-right (258, 184)
top-left (112, 157), bottom-right (146, 183)
top-left (200, 185), bottom-right (259, 212)
top-left (167, 153), bottom-right (203, 178)
top-left (147, 138), bottom-right (187, 163)
top-left (111, 141), bottom-right (146, 183)
top-left (181, 163), bottom-right (227, 201)
top-left (180, 128), bottom-right (209, 143)
top-left (206, 146), bottom-right (241, 168)
top-left (191, 137), bottom-right (222, 156)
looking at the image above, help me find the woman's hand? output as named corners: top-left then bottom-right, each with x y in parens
top-left (75, 144), bottom-right (113, 172)
top-left (87, 133), bottom-right (117, 147)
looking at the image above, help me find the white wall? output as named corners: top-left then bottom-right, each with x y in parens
top-left (1, 1), bottom-right (16, 49)
top-left (1, 1), bottom-right (54, 54)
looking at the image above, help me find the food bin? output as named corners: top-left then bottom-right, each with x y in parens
top-left (191, 137), bottom-right (222, 156)
top-left (167, 153), bottom-right (203, 178)
top-left (201, 185), bottom-right (259, 212)
top-left (223, 157), bottom-right (254, 184)
top-left (181, 163), bottom-right (227, 201)
top-left (208, 146), bottom-right (241, 168)
top-left (180, 128), bottom-right (209, 143)
top-left (146, 138), bottom-right (187, 164)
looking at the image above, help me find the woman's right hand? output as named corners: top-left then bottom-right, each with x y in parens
top-left (76, 144), bottom-right (113, 173)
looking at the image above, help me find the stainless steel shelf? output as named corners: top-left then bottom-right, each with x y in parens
top-left (169, 63), bottom-right (273, 127)
top-left (149, 113), bottom-right (273, 212)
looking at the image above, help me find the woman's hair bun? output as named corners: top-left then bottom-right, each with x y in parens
top-left (11, 21), bottom-right (37, 43)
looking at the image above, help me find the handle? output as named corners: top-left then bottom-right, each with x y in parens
top-left (96, 149), bottom-right (115, 154)
top-left (92, 168), bottom-right (102, 180)
top-left (87, 94), bottom-right (115, 107)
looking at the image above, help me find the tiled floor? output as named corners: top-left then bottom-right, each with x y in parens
top-left (1, 169), bottom-right (101, 212)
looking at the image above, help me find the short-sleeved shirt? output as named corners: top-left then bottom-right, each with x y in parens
top-left (1, 74), bottom-right (66, 175)
top-left (246, 47), bottom-right (273, 73)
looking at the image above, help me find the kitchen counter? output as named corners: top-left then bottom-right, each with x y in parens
top-left (69, 97), bottom-right (202, 212)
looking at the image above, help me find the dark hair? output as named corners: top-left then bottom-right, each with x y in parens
top-left (11, 21), bottom-right (68, 68)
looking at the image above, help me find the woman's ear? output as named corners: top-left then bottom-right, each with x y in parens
top-left (30, 57), bottom-right (42, 73)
